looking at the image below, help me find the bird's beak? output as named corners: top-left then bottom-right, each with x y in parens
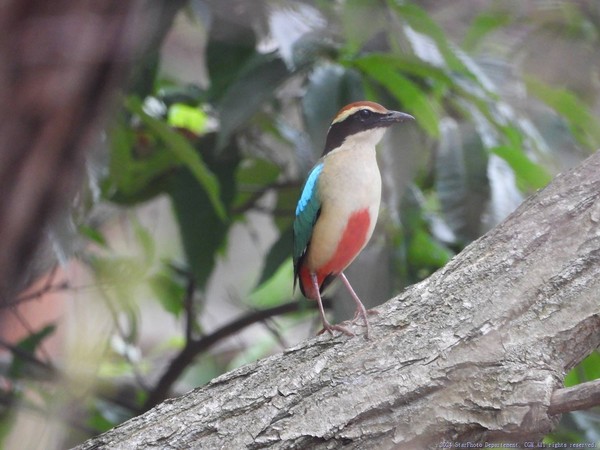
top-left (385, 110), bottom-right (415, 123)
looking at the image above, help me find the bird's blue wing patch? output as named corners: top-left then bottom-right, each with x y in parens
top-left (295, 163), bottom-right (323, 216)
top-left (293, 163), bottom-right (323, 264)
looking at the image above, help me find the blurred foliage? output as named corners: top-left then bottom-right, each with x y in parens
top-left (1, 0), bottom-right (599, 447)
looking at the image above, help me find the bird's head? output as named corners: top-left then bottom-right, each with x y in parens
top-left (323, 101), bottom-right (413, 156)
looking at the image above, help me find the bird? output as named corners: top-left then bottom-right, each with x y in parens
top-left (293, 101), bottom-right (414, 338)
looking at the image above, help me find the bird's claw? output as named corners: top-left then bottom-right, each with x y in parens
top-left (317, 323), bottom-right (355, 337)
top-left (351, 308), bottom-right (379, 324)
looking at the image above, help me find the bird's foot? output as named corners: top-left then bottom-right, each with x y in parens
top-left (349, 308), bottom-right (378, 339)
top-left (317, 322), bottom-right (355, 337)
top-left (351, 308), bottom-right (379, 324)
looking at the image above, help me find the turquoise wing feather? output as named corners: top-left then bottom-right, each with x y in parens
top-left (293, 163), bottom-right (323, 285)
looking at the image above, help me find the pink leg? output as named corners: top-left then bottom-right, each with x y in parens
top-left (311, 272), bottom-right (354, 337)
top-left (339, 272), bottom-right (376, 338)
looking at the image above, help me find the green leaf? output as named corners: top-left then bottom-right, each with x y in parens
top-left (79, 225), bottom-right (108, 248)
top-left (250, 258), bottom-right (294, 309)
top-left (15, 324), bottom-right (55, 355)
top-left (491, 146), bottom-right (552, 191)
top-left (236, 158), bottom-right (280, 186)
top-left (525, 77), bottom-right (600, 150)
top-left (407, 229), bottom-right (453, 269)
top-left (167, 103), bottom-right (208, 134)
top-left (353, 56), bottom-right (440, 136)
top-left (565, 351), bottom-right (600, 387)
top-left (257, 226), bottom-right (294, 286)
top-left (168, 147), bottom-right (239, 288)
top-left (578, 350), bottom-right (600, 381)
top-left (216, 53), bottom-right (290, 149)
top-left (206, 39), bottom-right (256, 102)
top-left (126, 97), bottom-right (227, 221)
top-left (9, 324), bottom-right (56, 378)
top-left (354, 53), bottom-right (453, 86)
top-left (149, 271), bottom-right (185, 317)
top-left (463, 12), bottom-right (512, 52)
top-left (105, 115), bottom-right (175, 204)
top-left (233, 158), bottom-right (281, 212)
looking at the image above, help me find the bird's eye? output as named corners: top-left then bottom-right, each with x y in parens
top-left (358, 109), bottom-right (372, 120)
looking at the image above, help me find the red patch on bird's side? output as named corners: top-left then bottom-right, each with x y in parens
top-left (299, 209), bottom-right (371, 299)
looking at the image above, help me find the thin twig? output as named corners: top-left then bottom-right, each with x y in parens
top-left (3, 264), bottom-right (69, 308)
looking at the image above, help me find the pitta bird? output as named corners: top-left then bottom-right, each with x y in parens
top-left (293, 101), bottom-right (414, 337)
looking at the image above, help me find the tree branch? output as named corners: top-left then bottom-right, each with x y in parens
top-left (141, 299), bottom-right (329, 412)
top-left (76, 151), bottom-right (600, 449)
top-left (548, 379), bottom-right (600, 415)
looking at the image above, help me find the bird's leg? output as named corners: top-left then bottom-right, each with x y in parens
top-left (311, 272), bottom-right (354, 337)
top-left (339, 272), bottom-right (376, 338)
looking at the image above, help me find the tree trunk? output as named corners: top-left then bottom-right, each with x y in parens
top-left (75, 151), bottom-right (600, 449)
top-left (0, 0), bottom-right (185, 300)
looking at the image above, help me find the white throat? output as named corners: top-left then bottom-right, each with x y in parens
top-left (326, 128), bottom-right (386, 156)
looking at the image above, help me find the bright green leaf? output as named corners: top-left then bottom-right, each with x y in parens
top-left (126, 97), bottom-right (227, 221)
top-left (168, 103), bottom-right (208, 134)
top-left (354, 57), bottom-right (440, 136)
top-left (407, 229), bottom-right (453, 269)
top-left (565, 351), bottom-right (600, 387)
top-left (491, 146), bottom-right (552, 191)
top-left (353, 53), bottom-right (453, 86)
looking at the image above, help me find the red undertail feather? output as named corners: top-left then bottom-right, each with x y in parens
top-left (300, 208), bottom-right (371, 299)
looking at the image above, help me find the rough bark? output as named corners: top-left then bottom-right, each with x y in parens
top-left (76, 151), bottom-right (600, 449)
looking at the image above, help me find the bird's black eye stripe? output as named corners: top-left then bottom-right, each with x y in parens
top-left (358, 109), bottom-right (372, 120)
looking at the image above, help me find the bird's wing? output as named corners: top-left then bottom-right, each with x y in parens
top-left (293, 163), bottom-right (323, 283)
